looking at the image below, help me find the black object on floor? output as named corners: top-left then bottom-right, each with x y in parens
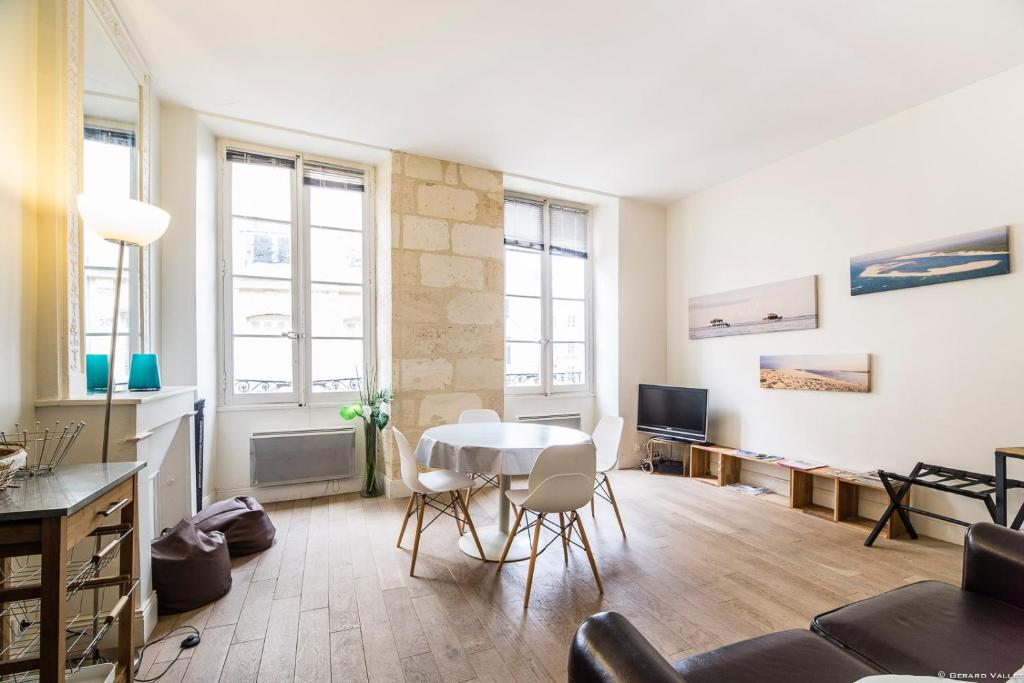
top-left (194, 399), bottom-right (205, 512)
top-left (864, 461), bottom-right (1024, 546)
top-left (995, 447), bottom-right (1024, 529)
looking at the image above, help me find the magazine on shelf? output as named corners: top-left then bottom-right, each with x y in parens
top-left (776, 458), bottom-right (827, 471)
top-left (833, 469), bottom-right (882, 483)
top-left (736, 449), bottom-right (784, 462)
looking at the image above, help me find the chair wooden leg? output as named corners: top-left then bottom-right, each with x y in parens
top-left (497, 505), bottom-right (526, 571)
top-left (523, 513), bottom-right (545, 609)
top-left (590, 496), bottom-right (595, 516)
top-left (409, 494), bottom-right (426, 576)
top-left (460, 490), bottom-right (470, 535)
top-left (559, 512), bottom-right (569, 565)
top-left (450, 492), bottom-right (465, 536)
top-left (603, 474), bottom-right (626, 539)
top-left (572, 511), bottom-right (603, 594)
top-left (397, 494), bottom-right (416, 547)
top-left (456, 491), bottom-right (486, 559)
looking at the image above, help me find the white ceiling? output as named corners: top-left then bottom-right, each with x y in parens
top-left (115, 0), bottom-right (1024, 202)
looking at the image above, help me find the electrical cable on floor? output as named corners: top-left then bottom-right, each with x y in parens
top-left (133, 625), bottom-right (201, 681)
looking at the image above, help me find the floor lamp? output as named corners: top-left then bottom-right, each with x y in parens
top-left (77, 194), bottom-right (170, 463)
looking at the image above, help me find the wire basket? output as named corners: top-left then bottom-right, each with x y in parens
top-left (0, 526), bottom-right (134, 679)
top-left (0, 422), bottom-right (86, 475)
top-left (0, 446), bottom-right (27, 490)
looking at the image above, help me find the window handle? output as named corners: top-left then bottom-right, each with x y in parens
top-left (280, 331), bottom-right (301, 340)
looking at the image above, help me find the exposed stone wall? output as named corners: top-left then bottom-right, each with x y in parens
top-left (385, 152), bottom-right (504, 481)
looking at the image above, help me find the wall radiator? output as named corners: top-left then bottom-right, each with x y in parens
top-left (250, 426), bottom-right (356, 487)
top-left (516, 413), bottom-right (583, 430)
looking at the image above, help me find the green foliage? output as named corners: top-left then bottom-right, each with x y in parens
top-left (339, 403), bottom-right (363, 421)
top-left (339, 364), bottom-right (393, 433)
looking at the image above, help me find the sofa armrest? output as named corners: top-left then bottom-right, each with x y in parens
top-left (962, 522), bottom-right (1024, 609)
top-left (568, 611), bottom-right (685, 683)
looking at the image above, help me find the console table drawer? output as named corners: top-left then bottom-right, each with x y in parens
top-left (67, 478), bottom-right (134, 548)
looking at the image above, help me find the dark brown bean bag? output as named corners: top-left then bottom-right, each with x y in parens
top-left (192, 496), bottom-right (276, 556)
top-left (152, 520), bottom-right (231, 615)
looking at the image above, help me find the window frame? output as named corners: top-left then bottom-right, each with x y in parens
top-left (82, 120), bottom-right (143, 385)
top-left (504, 192), bottom-right (593, 397)
top-left (218, 139), bottom-right (375, 407)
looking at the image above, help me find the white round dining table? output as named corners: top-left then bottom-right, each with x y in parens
top-left (414, 422), bottom-right (592, 562)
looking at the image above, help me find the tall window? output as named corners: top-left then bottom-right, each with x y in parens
top-left (82, 125), bottom-right (139, 385)
top-left (222, 145), bottom-right (370, 405)
top-left (504, 194), bottom-right (591, 394)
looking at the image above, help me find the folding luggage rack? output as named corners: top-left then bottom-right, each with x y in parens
top-left (865, 461), bottom-right (1024, 547)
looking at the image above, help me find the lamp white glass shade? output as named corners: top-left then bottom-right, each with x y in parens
top-left (77, 193), bottom-right (170, 246)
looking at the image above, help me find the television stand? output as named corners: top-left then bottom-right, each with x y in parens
top-left (641, 436), bottom-right (706, 473)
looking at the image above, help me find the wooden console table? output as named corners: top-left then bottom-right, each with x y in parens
top-left (0, 462), bottom-right (144, 682)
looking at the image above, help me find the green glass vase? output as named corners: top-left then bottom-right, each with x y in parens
top-left (361, 423), bottom-right (382, 498)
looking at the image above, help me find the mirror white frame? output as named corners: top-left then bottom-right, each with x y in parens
top-left (64, 0), bottom-right (153, 393)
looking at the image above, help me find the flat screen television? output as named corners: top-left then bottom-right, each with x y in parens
top-left (637, 384), bottom-right (709, 443)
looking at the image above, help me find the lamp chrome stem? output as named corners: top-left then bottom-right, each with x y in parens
top-left (100, 240), bottom-right (126, 463)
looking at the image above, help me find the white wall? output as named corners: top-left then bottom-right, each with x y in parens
top-left (667, 65), bottom-right (1024, 541)
top-left (618, 199), bottom-right (667, 466)
top-left (0, 0), bottom-right (38, 428)
top-left (158, 105), bottom-right (217, 498)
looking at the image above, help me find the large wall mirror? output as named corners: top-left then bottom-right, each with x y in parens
top-left (78, 0), bottom-right (151, 384)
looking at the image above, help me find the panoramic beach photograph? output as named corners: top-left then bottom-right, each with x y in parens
top-left (850, 226), bottom-right (1010, 296)
top-left (688, 275), bottom-right (818, 339)
top-left (760, 353), bottom-right (871, 392)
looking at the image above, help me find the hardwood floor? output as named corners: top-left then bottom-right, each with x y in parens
top-left (138, 469), bottom-right (962, 682)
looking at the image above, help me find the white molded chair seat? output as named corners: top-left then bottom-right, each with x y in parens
top-left (497, 443), bottom-right (603, 608)
top-left (419, 469), bottom-right (474, 492)
top-left (393, 428), bottom-right (484, 575)
top-left (504, 489), bottom-right (529, 508)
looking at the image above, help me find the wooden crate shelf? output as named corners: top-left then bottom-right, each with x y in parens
top-left (684, 444), bottom-right (906, 540)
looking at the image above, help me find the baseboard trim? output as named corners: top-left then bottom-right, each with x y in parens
top-left (385, 478), bottom-right (411, 499)
top-left (140, 590), bottom-right (158, 641)
top-left (212, 477), bottom-right (362, 504)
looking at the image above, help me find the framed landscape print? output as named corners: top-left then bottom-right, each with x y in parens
top-left (688, 275), bottom-right (817, 340)
top-left (850, 226), bottom-right (1010, 296)
top-left (760, 354), bottom-right (870, 393)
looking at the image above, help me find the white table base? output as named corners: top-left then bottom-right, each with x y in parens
top-left (459, 526), bottom-right (532, 562)
top-left (460, 473), bottom-right (533, 562)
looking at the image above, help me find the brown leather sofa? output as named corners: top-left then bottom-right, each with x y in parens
top-left (568, 522), bottom-right (1024, 682)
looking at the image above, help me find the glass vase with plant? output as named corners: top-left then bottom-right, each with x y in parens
top-left (339, 367), bottom-right (393, 498)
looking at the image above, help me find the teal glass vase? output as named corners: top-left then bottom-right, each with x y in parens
top-left (86, 354), bottom-right (108, 393)
top-left (127, 353), bottom-right (161, 391)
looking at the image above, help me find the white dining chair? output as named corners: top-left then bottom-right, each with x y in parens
top-left (458, 409), bottom-right (501, 424)
top-left (393, 428), bottom-right (485, 576)
top-left (591, 415), bottom-right (627, 538)
top-left (496, 443), bottom-right (602, 608)
top-left (459, 409), bottom-right (502, 512)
